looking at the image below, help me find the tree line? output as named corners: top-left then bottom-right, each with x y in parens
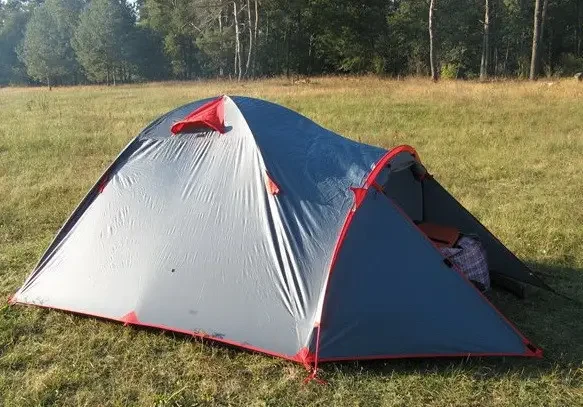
top-left (1, 0), bottom-right (582, 86)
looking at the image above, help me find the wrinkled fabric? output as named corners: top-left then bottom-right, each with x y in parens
top-left (13, 96), bottom-right (385, 357)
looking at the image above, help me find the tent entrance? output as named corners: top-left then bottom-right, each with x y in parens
top-left (368, 149), bottom-right (550, 294)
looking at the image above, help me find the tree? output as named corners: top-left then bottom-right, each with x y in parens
top-left (480, 0), bottom-right (491, 80)
top-left (140, 0), bottom-right (201, 79)
top-left (245, 0), bottom-right (253, 76)
top-left (530, 0), bottom-right (543, 79)
top-left (539, 0), bottom-right (549, 73)
top-left (73, 0), bottom-right (135, 84)
top-left (429, 0), bottom-right (438, 80)
top-left (20, 0), bottom-right (82, 88)
top-left (0, 0), bottom-right (30, 85)
top-left (128, 25), bottom-right (170, 80)
top-left (3, 0), bottom-right (583, 83)
top-left (233, 0), bottom-right (242, 80)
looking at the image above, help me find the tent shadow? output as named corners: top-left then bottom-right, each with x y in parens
top-left (327, 261), bottom-right (583, 381)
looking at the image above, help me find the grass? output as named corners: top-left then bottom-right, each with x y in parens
top-left (1, 77), bottom-right (583, 406)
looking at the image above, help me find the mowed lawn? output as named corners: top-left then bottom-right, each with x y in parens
top-left (1, 77), bottom-right (582, 406)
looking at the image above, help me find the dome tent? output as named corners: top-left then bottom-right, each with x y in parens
top-left (10, 95), bottom-right (548, 373)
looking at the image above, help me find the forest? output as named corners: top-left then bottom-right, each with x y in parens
top-left (1, 0), bottom-right (582, 86)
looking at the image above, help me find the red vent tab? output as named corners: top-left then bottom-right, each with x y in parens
top-left (265, 172), bottom-right (280, 195)
top-left (171, 96), bottom-right (226, 134)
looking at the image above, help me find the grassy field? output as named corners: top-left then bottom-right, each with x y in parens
top-left (1, 77), bottom-right (582, 406)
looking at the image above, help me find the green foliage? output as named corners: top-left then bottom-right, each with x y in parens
top-left (440, 63), bottom-right (459, 79)
top-left (1, 0), bottom-right (583, 82)
top-left (196, 24), bottom-right (235, 77)
top-left (73, 0), bottom-right (135, 83)
top-left (441, 45), bottom-right (469, 78)
top-left (19, 0), bottom-right (82, 86)
top-left (559, 53), bottom-right (583, 75)
top-left (128, 25), bottom-right (170, 81)
top-left (141, 0), bottom-right (200, 79)
top-left (0, 0), bottom-right (30, 85)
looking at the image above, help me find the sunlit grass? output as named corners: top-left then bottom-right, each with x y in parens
top-left (1, 77), bottom-right (582, 406)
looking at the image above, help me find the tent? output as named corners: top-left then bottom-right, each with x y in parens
top-left (10, 95), bottom-right (548, 372)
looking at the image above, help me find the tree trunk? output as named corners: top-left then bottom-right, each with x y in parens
top-left (503, 41), bottom-right (509, 76)
top-left (296, 8), bottom-right (302, 75)
top-left (577, 0), bottom-right (581, 56)
top-left (540, 0), bottom-right (549, 41)
top-left (219, 9), bottom-right (224, 77)
top-left (253, 0), bottom-right (258, 75)
top-left (233, 1), bottom-right (242, 81)
top-left (480, 0), bottom-right (490, 80)
top-left (547, 26), bottom-right (553, 75)
top-left (233, 23), bottom-right (237, 77)
top-left (577, 0), bottom-right (582, 56)
top-left (429, 0), bottom-right (438, 81)
top-left (47, 75), bottom-right (51, 91)
top-left (530, 0), bottom-right (542, 80)
top-left (245, 0), bottom-right (253, 77)
top-left (285, 26), bottom-right (290, 79)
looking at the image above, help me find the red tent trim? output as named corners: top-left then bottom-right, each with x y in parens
top-left (7, 299), bottom-right (314, 364)
top-left (350, 187), bottom-right (367, 211)
top-left (309, 145), bottom-right (421, 371)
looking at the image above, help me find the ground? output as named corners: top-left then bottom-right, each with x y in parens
top-left (0, 77), bottom-right (582, 406)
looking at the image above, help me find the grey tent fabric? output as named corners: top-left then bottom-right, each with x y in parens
top-left (12, 96), bottom-right (386, 361)
top-left (11, 95), bottom-right (545, 368)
